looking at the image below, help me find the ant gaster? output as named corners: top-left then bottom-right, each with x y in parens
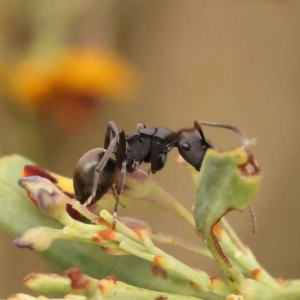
top-left (73, 121), bottom-right (212, 215)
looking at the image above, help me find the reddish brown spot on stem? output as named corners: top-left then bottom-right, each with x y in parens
top-left (211, 228), bottom-right (232, 268)
top-left (210, 277), bottom-right (224, 290)
top-left (151, 265), bottom-right (168, 279)
top-left (65, 268), bottom-right (88, 289)
top-left (98, 230), bottom-right (116, 240)
top-left (213, 225), bottom-right (224, 238)
top-left (92, 236), bottom-right (101, 243)
top-left (194, 229), bottom-right (201, 237)
top-left (93, 217), bottom-right (102, 224)
top-left (101, 246), bottom-right (124, 255)
top-left (131, 227), bottom-right (142, 235)
top-left (105, 275), bottom-right (117, 284)
top-left (190, 281), bottom-right (203, 290)
top-left (210, 277), bottom-right (218, 284)
top-left (133, 228), bottom-right (143, 238)
top-left (97, 217), bottom-right (111, 227)
top-left (251, 268), bottom-right (261, 278)
top-left (155, 296), bottom-right (168, 300)
top-left (276, 278), bottom-right (284, 284)
top-left (153, 256), bottom-right (165, 267)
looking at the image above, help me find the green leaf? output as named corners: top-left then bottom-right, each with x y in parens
top-left (194, 148), bottom-right (261, 290)
top-left (0, 155), bottom-right (223, 300)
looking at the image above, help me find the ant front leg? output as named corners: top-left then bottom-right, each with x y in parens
top-left (104, 121), bottom-right (119, 149)
top-left (115, 130), bottom-right (126, 169)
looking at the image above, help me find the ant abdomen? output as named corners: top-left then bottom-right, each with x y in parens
top-left (73, 148), bottom-right (117, 205)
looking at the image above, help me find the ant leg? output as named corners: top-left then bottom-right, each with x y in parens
top-left (111, 185), bottom-right (125, 208)
top-left (104, 121), bottom-right (119, 149)
top-left (146, 166), bottom-right (152, 175)
top-left (84, 134), bottom-right (119, 206)
top-left (115, 130), bottom-right (126, 169)
top-left (248, 205), bottom-right (257, 235)
top-left (112, 160), bottom-right (127, 228)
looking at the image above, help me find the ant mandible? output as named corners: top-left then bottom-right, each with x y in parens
top-left (73, 120), bottom-right (249, 220)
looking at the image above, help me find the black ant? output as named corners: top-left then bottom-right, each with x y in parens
top-left (73, 120), bottom-right (254, 224)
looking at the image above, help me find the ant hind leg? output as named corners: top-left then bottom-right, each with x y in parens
top-left (84, 133), bottom-right (119, 207)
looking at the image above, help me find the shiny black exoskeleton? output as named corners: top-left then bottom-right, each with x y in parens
top-left (126, 125), bottom-right (212, 174)
top-left (73, 121), bottom-right (212, 211)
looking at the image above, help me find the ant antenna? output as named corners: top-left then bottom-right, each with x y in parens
top-left (196, 121), bottom-right (255, 149)
top-left (193, 121), bottom-right (206, 141)
top-left (248, 205), bottom-right (257, 235)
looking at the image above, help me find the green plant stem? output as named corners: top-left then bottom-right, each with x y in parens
top-left (152, 232), bottom-right (213, 258)
top-left (119, 241), bottom-right (212, 293)
top-left (204, 231), bottom-right (244, 293)
top-left (220, 219), bottom-right (279, 287)
top-left (100, 211), bottom-right (212, 292)
top-left (150, 187), bottom-right (195, 227)
top-left (218, 226), bottom-right (279, 287)
top-left (221, 218), bottom-right (249, 255)
top-left (100, 210), bottom-right (144, 244)
top-left (97, 279), bottom-right (206, 300)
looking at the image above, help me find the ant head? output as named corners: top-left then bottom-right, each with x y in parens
top-left (178, 123), bottom-right (212, 171)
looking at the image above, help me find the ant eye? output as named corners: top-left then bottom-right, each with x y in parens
top-left (182, 142), bottom-right (191, 151)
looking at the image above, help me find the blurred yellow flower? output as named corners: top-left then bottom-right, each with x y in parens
top-left (10, 48), bottom-right (136, 132)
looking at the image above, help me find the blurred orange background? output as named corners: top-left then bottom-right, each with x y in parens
top-left (0, 0), bottom-right (300, 297)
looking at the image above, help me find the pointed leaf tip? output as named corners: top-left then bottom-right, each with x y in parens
top-left (19, 176), bottom-right (63, 204)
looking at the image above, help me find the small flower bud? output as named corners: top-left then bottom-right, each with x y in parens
top-left (14, 227), bottom-right (62, 251)
top-left (24, 273), bottom-right (70, 294)
top-left (18, 176), bottom-right (67, 204)
top-left (36, 188), bottom-right (67, 219)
